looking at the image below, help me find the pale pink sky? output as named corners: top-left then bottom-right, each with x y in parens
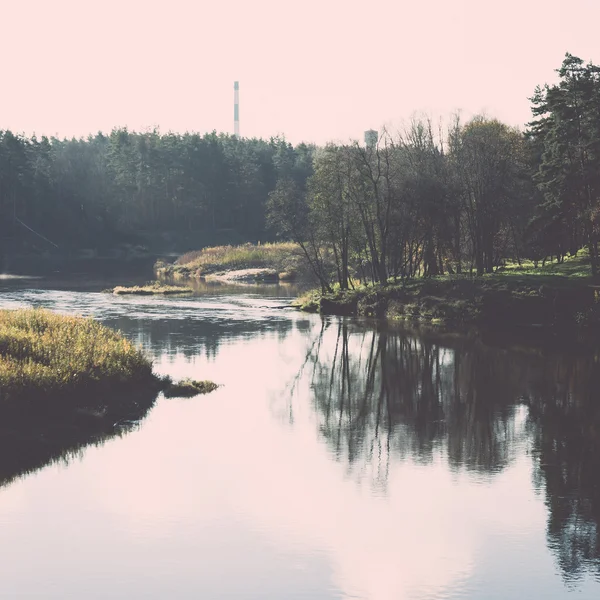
top-left (1, 0), bottom-right (598, 144)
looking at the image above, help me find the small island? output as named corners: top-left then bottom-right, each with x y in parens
top-left (111, 282), bottom-right (194, 295)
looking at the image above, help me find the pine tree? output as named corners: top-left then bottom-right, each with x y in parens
top-left (529, 54), bottom-right (600, 275)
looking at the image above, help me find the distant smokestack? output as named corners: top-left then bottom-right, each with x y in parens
top-left (234, 81), bottom-right (240, 138)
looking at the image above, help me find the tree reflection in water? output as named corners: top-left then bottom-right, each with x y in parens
top-left (529, 356), bottom-right (600, 582)
top-left (295, 319), bottom-right (600, 581)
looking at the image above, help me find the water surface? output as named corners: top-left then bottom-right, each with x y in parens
top-left (0, 279), bottom-right (599, 599)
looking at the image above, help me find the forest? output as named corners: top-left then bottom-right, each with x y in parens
top-left (0, 129), bottom-right (314, 253)
top-left (269, 54), bottom-right (600, 289)
top-left (1, 54), bottom-right (599, 285)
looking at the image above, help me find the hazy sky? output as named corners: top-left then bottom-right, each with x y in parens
top-left (1, 0), bottom-right (598, 144)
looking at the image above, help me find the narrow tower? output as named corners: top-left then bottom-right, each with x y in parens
top-left (234, 81), bottom-right (240, 138)
top-left (364, 129), bottom-right (378, 148)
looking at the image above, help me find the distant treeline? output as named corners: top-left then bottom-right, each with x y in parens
top-left (1, 53), bottom-right (599, 281)
top-left (268, 54), bottom-right (600, 288)
top-left (0, 128), bottom-right (314, 251)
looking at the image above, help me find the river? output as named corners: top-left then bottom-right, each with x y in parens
top-left (0, 274), bottom-right (599, 599)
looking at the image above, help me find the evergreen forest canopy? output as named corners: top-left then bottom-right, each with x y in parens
top-left (0, 129), bottom-right (315, 252)
top-left (1, 53), bottom-right (599, 283)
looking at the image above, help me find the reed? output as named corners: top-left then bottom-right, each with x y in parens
top-left (157, 242), bottom-right (304, 280)
top-left (112, 282), bottom-right (193, 295)
top-left (0, 308), bottom-right (155, 406)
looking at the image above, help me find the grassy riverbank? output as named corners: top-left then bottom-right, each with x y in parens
top-left (0, 309), bottom-right (218, 409)
top-left (0, 309), bottom-right (157, 408)
top-left (0, 308), bottom-right (154, 488)
top-left (0, 308), bottom-right (218, 487)
top-left (296, 252), bottom-right (600, 328)
top-left (156, 242), bottom-right (304, 282)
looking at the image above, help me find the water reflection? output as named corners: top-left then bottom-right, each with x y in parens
top-left (529, 361), bottom-right (600, 583)
top-left (107, 311), bottom-right (295, 362)
top-left (296, 322), bottom-right (525, 476)
top-left (294, 320), bottom-right (600, 581)
top-left (0, 394), bottom-right (155, 490)
top-left (1, 281), bottom-right (600, 596)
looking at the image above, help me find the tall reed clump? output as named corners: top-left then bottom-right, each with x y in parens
top-left (0, 308), bottom-right (155, 407)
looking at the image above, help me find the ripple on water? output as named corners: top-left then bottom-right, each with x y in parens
top-left (0, 288), bottom-right (297, 325)
top-left (2, 283), bottom-right (599, 600)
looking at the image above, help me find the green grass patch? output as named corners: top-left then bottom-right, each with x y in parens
top-left (292, 289), bottom-right (321, 312)
top-left (494, 248), bottom-right (592, 279)
top-left (0, 308), bottom-right (156, 407)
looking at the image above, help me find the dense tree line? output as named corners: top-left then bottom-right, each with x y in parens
top-left (0, 129), bottom-right (314, 251)
top-left (529, 54), bottom-right (600, 275)
top-left (267, 116), bottom-right (532, 290)
top-left (268, 54), bottom-right (600, 289)
top-left (1, 53), bottom-right (598, 278)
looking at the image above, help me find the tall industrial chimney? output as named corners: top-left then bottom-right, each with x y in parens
top-left (234, 81), bottom-right (240, 138)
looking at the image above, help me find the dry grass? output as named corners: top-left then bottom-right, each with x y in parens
top-left (112, 282), bottom-right (193, 295)
top-left (0, 308), bottom-right (154, 405)
top-left (172, 242), bottom-right (303, 276)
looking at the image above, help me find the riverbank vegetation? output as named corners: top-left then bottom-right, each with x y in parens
top-left (295, 251), bottom-right (600, 327)
top-left (270, 55), bottom-right (600, 297)
top-left (156, 242), bottom-right (307, 281)
top-left (163, 378), bottom-right (219, 398)
top-left (155, 54), bottom-right (600, 319)
top-left (267, 54), bottom-right (600, 327)
top-left (0, 309), bottom-right (156, 408)
top-left (0, 308), bottom-right (217, 409)
top-left (0, 308), bottom-right (218, 487)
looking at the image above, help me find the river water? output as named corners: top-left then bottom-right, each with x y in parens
top-left (0, 276), bottom-right (599, 599)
